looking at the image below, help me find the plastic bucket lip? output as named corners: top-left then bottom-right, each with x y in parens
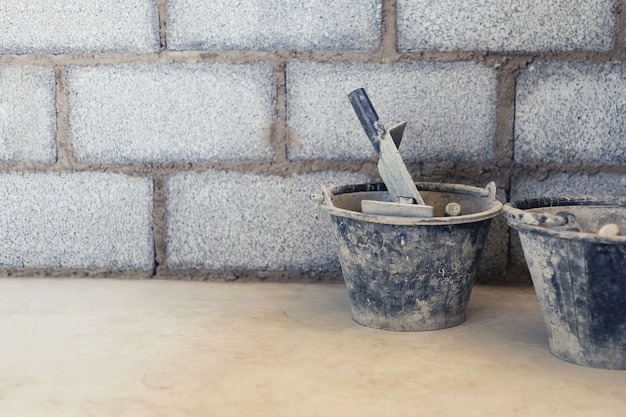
top-left (503, 195), bottom-right (626, 244)
top-left (320, 181), bottom-right (502, 226)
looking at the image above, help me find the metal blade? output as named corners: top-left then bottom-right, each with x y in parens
top-left (348, 88), bottom-right (426, 206)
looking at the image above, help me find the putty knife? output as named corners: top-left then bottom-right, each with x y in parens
top-left (348, 88), bottom-right (434, 217)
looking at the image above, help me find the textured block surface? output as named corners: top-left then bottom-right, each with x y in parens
top-left (0, 66), bottom-right (56, 163)
top-left (66, 64), bottom-right (275, 163)
top-left (287, 62), bottom-right (497, 162)
top-left (397, 0), bottom-right (615, 51)
top-left (166, 171), bottom-right (372, 270)
top-left (167, 0), bottom-right (381, 51)
top-left (0, 0), bottom-right (159, 54)
top-left (511, 172), bottom-right (626, 201)
top-left (516, 62), bottom-right (626, 164)
top-left (0, 173), bottom-right (154, 269)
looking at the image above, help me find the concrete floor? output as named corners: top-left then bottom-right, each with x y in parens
top-left (0, 278), bottom-right (625, 416)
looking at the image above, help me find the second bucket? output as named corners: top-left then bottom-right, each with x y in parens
top-left (318, 181), bottom-right (502, 331)
top-left (503, 195), bottom-right (626, 369)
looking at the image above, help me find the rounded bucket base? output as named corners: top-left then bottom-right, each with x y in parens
top-left (550, 345), bottom-right (626, 370)
top-left (320, 182), bottom-right (502, 332)
top-left (352, 310), bottom-right (466, 332)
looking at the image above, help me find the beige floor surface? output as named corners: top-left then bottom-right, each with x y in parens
top-left (0, 278), bottom-right (625, 417)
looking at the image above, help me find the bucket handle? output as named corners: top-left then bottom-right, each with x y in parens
top-left (310, 186), bottom-right (333, 206)
top-left (503, 206), bottom-right (580, 230)
top-left (485, 181), bottom-right (496, 201)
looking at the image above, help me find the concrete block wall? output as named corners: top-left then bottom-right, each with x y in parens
top-left (0, 0), bottom-right (624, 283)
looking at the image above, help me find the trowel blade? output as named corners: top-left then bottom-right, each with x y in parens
top-left (361, 199), bottom-right (434, 217)
top-left (376, 135), bottom-right (426, 205)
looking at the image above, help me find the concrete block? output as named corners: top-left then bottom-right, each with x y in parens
top-left (286, 62), bottom-right (497, 162)
top-left (0, 66), bottom-right (56, 163)
top-left (166, 170), bottom-right (372, 270)
top-left (397, 0), bottom-right (615, 51)
top-left (516, 62), bottom-right (626, 164)
top-left (0, 173), bottom-right (154, 270)
top-left (0, 0), bottom-right (159, 54)
top-left (167, 0), bottom-right (381, 51)
top-left (511, 172), bottom-right (626, 201)
top-left (66, 64), bottom-right (275, 163)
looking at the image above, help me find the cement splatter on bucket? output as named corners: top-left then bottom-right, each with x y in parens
top-left (503, 196), bottom-right (626, 369)
top-left (317, 181), bottom-right (502, 331)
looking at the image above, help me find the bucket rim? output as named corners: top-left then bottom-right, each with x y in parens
top-left (319, 181), bottom-right (502, 226)
top-left (502, 195), bottom-right (626, 243)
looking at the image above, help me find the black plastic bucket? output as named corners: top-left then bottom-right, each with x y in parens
top-left (318, 181), bottom-right (502, 331)
top-left (503, 196), bottom-right (626, 369)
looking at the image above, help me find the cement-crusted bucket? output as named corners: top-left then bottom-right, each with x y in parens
top-left (318, 181), bottom-right (502, 331)
top-left (503, 196), bottom-right (626, 369)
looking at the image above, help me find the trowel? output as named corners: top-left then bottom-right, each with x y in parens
top-left (348, 88), bottom-right (434, 217)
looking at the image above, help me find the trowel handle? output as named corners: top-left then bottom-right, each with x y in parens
top-left (348, 88), bottom-right (382, 154)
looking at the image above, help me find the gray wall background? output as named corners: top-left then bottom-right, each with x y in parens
top-left (0, 0), bottom-right (624, 283)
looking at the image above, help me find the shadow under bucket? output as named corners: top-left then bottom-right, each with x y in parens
top-left (503, 196), bottom-right (626, 369)
top-left (319, 181), bottom-right (502, 331)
